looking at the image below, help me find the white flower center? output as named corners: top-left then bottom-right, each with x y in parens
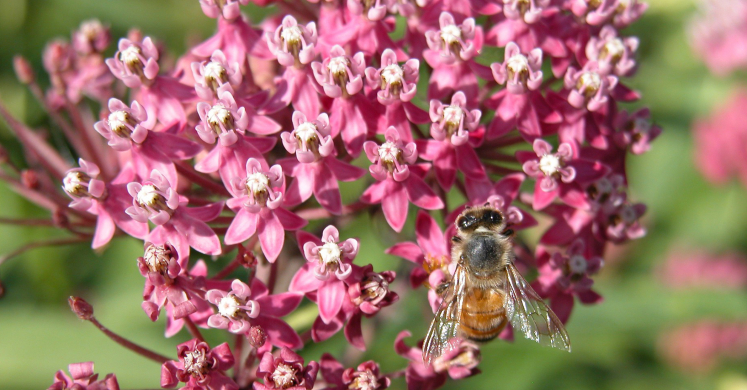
top-left (319, 242), bottom-right (342, 264)
top-left (578, 71), bottom-right (601, 95)
top-left (281, 26), bottom-right (302, 44)
top-left (121, 45), bottom-right (142, 66)
top-left (218, 294), bottom-right (241, 318)
top-left (80, 20), bottom-right (103, 39)
top-left (63, 172), bottom-right (86, 195)
top-left (246, 172), bottom-right (270, 196)
top-left (381, 64), bottom-right (404, 85)
top-left (568, 255), bottom-right (588, 274)
top-left (539, 154), bottom-right (561, 176)
top-left (184, 349), bottom-right (208, 376)
top-left (440, 24), bottom-right (462, 45)
top-left (295, 121), bottom-right (318, 144)
top-left (271, 363), bottom-right (298, 388)
top-left (378, 141), bottom-right (400, 163)
top-left (351, 370), bottom-right (378, 390)
top-left (443, 106), bottom-right (464, 127)
top-left (108, 110), bottom-right (131, 135)
top-left (137, 184), bottom-right (160, 206)
top-left (207, 104), bottom-right (231, 126)
top-left (204, 61), bottom-right (227, 83)
top-left (144, 245), bottom-right (171, 274)
top-left (328, 56), bottom-right (348, 75)
top-left (507, 54), bottom-right (530, 74)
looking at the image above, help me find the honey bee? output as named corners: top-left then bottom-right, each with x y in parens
top-left (422, 205), bottom-right (570, 363)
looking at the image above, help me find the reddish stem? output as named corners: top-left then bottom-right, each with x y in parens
top-left (89, 316), bottom-right (171, 364)
top-left (183, 317), bottom-right (206, 342)
top-left (174, 161), bottom-right (231, 197)
top-left (294, 201), bottom-right (370, 220)
top-left (0, 236), bottom-right (88, 266)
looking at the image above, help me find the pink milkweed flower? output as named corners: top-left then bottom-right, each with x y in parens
top-left (94, 98), bottom-right (201, 185)
top-left (127, 170), bottom-right (223, 258)
top-left (319, 354), bottom-right (390, 390)
top-left (504, 0), bottom-right (551, 24)
top-left (191, 50), bottom-right (243, 100)
top-left (281, 111), bottom-right (335, 164)
top-left (63, 159), bottom-right (148, 248)
top-left (365, 48), bottom-right (419, 105)
top-left (343, 265), bottom-right (399, 349)
top-left (225, 159), bottom-right (307, 262)
top-left (361, 127), bottom-right (444, 232)
top-left (289, 226), bottom-right (358, 323)
top-left (487, 43), bottom-right (560, 140)
top-left (49, 362), bottom-right (119, 390)
top-left (425, 13), bottom-right (478, 63)
top-left (140, 252), bottom-right (214, 338)
top-left (659, 320), bottom-right (747, 373)
top-left (395, 331), bottom-right (480, 389)
top-left (492, 42), bottom-right (543, 94)
top-left (417, 91), bottom-right (486, 189)
top-left (564, 61), bottom-right (617, 112)
top-left (192, 13), bottom-right (273, 71)
top-left (161, 340), bottom-right (238, 390)
top-left (689, 0), bottom-right (747, 76)
top-left (585, 25), bottom-right (638, 77)
top-left (195, 90), bottom-right (251, 146)
top-left (105, 37), bottom-right (159, 88)
top-left (72, 19), bottom-right (111, 55)
top-left (613, 108), bottom-right (662, 155)
top-left (199, 0), bottom-right (249, 20)
top-left (518, 139), bottom-right (609, 210)
top-left (612, 0), bottom-right (648, 28)
top-left (279, 111), bottom-right (366, 214)
top-left (137, 242), bottom-right (181, 286)
top-left (206, 279), bottom-right (260, 334)
top-left (267, 15), bottom-right (318, 68)
top-left (243, 277), bottom-right (304, 349)
top-left (311, 45), bottom-right (365, 98)
top-left (255, 348), bottom-right (319, 390)
top-left (659, 250), bottom-right (747, 291)
top-left (311, 45), bottom-right (369, 156)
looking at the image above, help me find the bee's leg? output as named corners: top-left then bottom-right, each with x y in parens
top-left (435, 281), bottom-right (451, 297)
top-left (502, 228), bottom-right (514, 237)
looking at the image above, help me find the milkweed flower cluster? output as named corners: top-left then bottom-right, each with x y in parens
top-left (0, 1), bottom-right (656, 389)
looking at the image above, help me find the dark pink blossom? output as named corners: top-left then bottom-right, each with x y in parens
top-left (504, 0), bottom-right (551, 24)
top-left (126, 170), bottom-right (223, 258)
top-left (361, 127), bottom-right (444, 232)
top-left (161, 340), bottom-right (238, 390)
top-left (191, 50), bottom-right (243, 100)
top-left (225, 158), bottom-right (306, 262)
top-left (417, 91), bottom-right (485, 189)
top-left (279, 111), bottom-right (365, 214)
top-left (311, 45), bottom-right (370, 156)
top-left (487, 42), bottom-right (560, 140)
top-left (365, 48), bottom-right (419, 105)
top-left (395, 331), bottom-right (480, 390)
top-left (94, 98), bottom-right (201, 185)
top-left (585, 25), bottom-right (638, 76)
top-left (49, 362), bottom-right (119, 390)
top-left (139, 247), bottom-right (214, 337)
top-left (63, 159), bottom-right (148, 248)
top-left (518, 139), bottom-right (609, 210)
top-left (254, 348), bottom-right (319, 390)
top-left (267, 15), bottom-right (318, 68)
top-left (206, 279), bottom-right (260, 334)
top-left (318, 354), bottom-right (390, 390)
top-left (289, 226), bottom-right (358, 322)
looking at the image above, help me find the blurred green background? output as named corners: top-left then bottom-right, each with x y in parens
top-left (2, 0), bottom-right (747, 389)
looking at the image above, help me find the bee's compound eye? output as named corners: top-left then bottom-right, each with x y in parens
top-left (489, 210), bottom-right (503, 224)
top-left (457, 217), bottom-right (469, 230)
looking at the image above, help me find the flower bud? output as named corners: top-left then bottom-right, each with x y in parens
top-left (249, 325), bottom-right (267, 349)
top-left (68, 296), bottom-right (94, 320)
top-left (13, 56), bottom-right (34, 84)
top-left (21, 170), bottom-right (39, 189)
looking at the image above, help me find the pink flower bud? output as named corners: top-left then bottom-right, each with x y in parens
top-left (12, 55), bottom-right (34, 84)
top-left (68, 296), bottom-right (94, 320)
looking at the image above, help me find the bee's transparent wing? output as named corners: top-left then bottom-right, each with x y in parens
top-left (422, 263), bottom-right (467, 364)
top-left (504, 262), bottom-right (571, 352)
